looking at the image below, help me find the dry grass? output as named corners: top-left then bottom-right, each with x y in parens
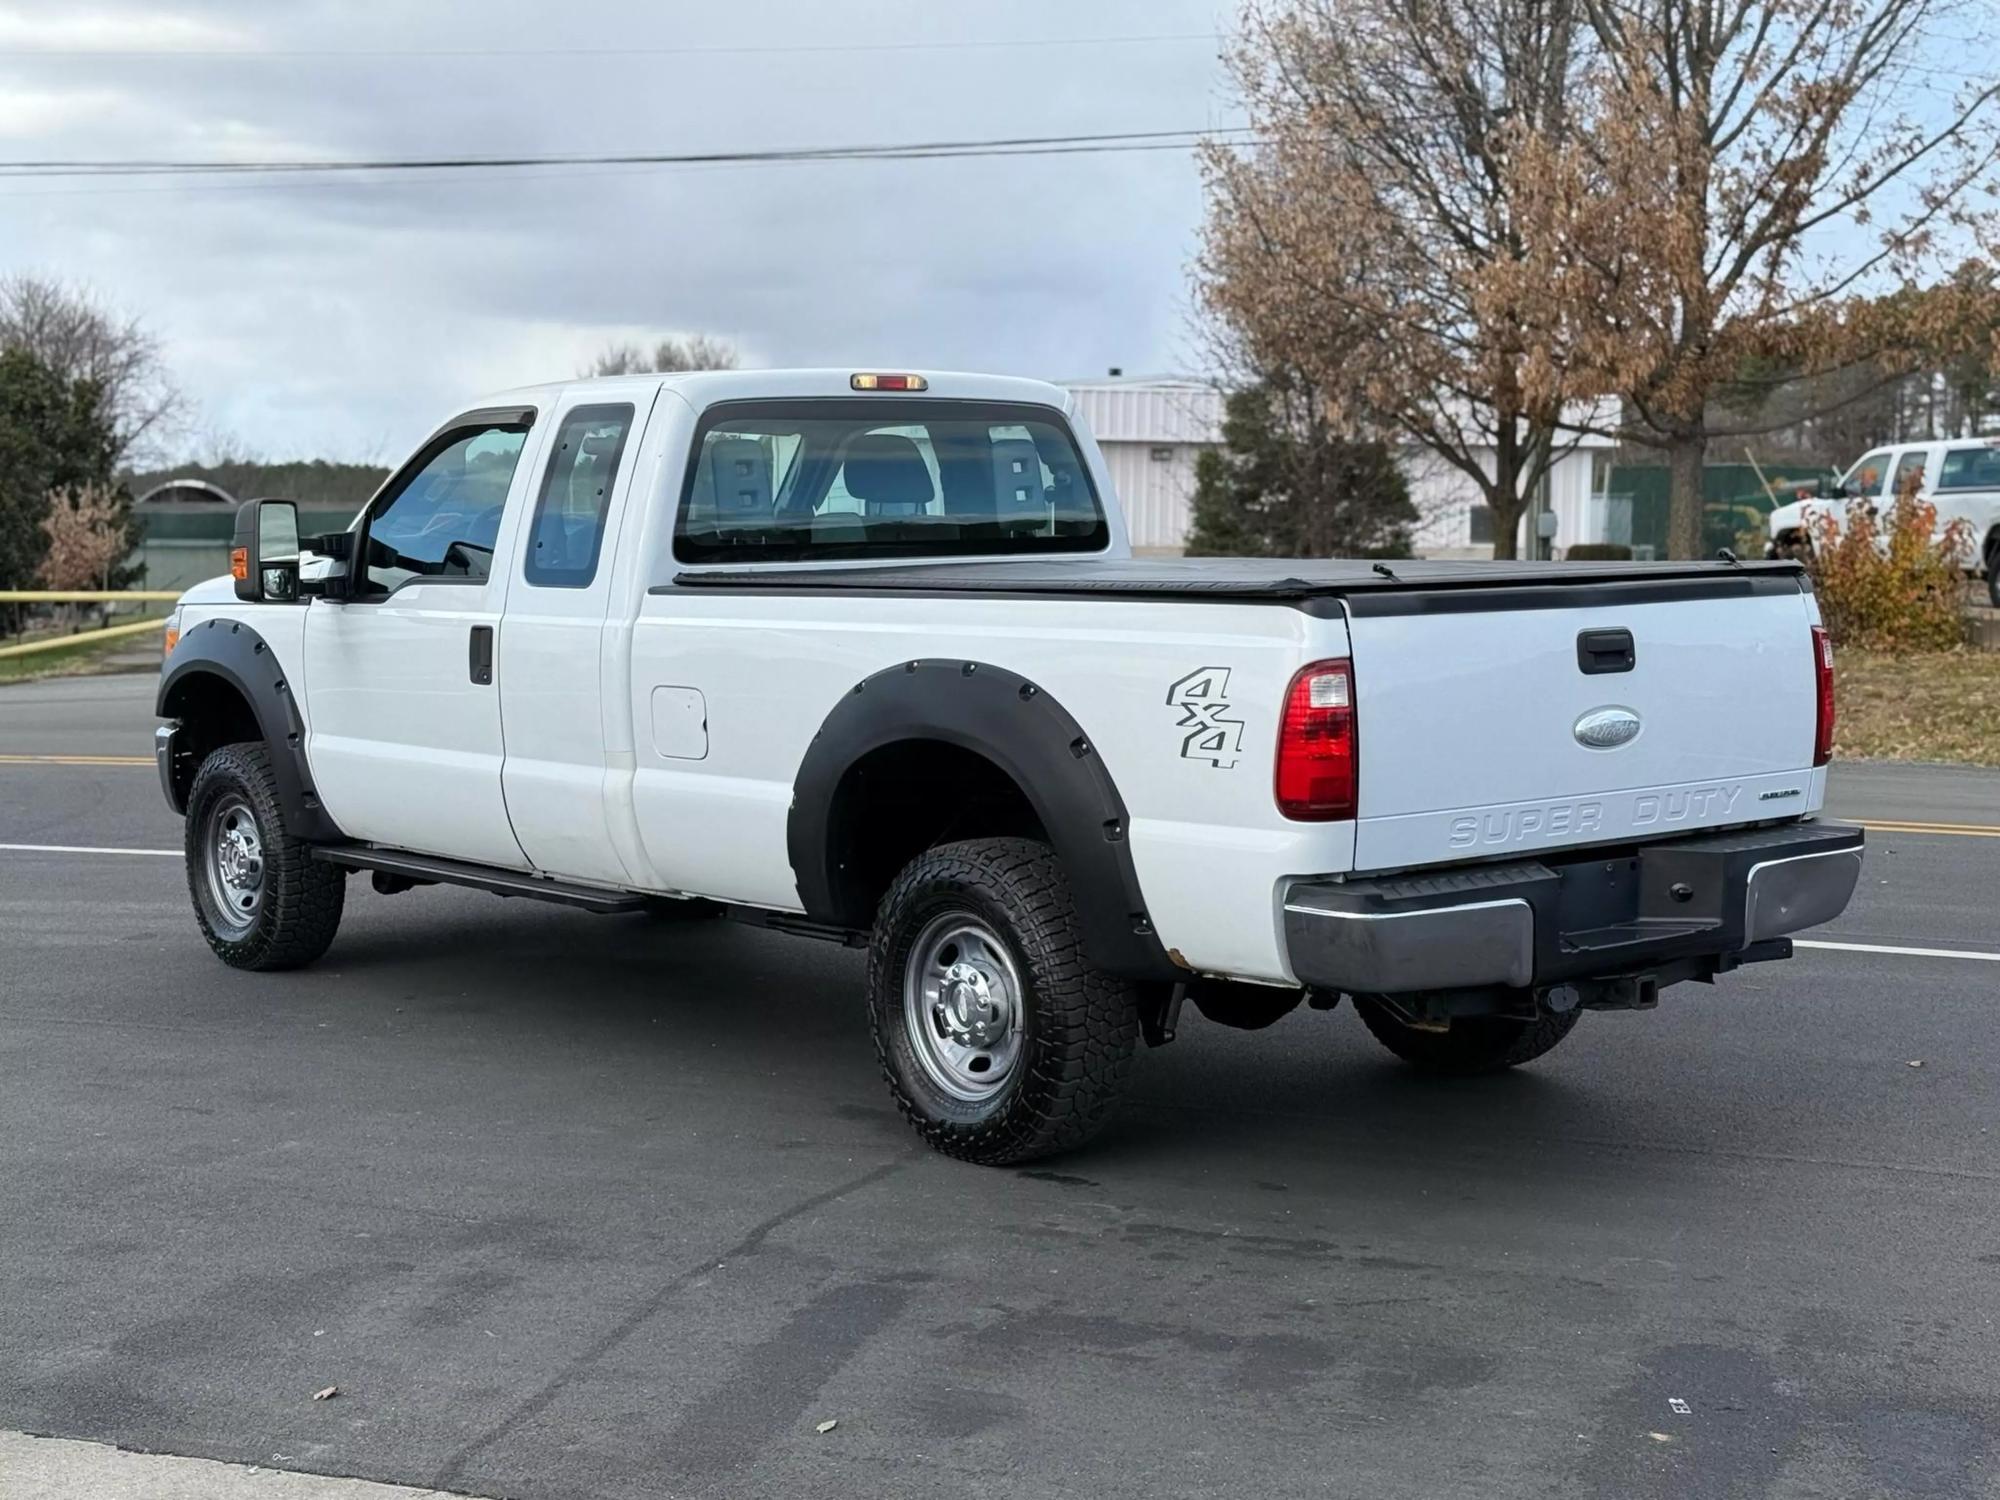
top-left (0, 628), bottom-right (150, 684)
top-left (1835, 649), bottom-right (2000, 766)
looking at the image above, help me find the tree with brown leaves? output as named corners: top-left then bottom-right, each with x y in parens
top-left (1200, 0), bottom-right (1600, 558)
top-left (1529, 0), bottom-right (2000, 553)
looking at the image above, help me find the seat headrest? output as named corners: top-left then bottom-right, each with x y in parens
top-left (706, 437), bottom-right (772, 517)
top-left (843, 433), bottom-right (934, 513)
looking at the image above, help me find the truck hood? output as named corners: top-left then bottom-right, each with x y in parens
top-left (177, 575), bottom-right (237, 607)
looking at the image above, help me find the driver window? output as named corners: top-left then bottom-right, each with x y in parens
top-left (1843, 450), bottom-right (1892, 499)
top-left (364, 424), bottom-right (528, 594)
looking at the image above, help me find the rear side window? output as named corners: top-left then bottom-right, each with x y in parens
top-left (673, 399), bottom-right (1107, 563)
top-left (524, 404), bottom-right (633, 588)
top-left (1937, 446), bottom-right (2000, 490)
top-left (1891, 449), bottom-right (1928, 495)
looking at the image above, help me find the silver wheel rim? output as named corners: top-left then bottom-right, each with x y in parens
top-left (201, 792), bottom-right (265, 936)
top-left (902, 913), bottom-right (1026, 1102)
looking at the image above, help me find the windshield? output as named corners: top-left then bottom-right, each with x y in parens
top-left (674, 398), bottom-right (1107, 563)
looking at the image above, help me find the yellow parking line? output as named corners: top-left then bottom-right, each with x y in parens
top-left (1856, 819), bottom-right (2000, 839)
top-left (0, 754), bottom-right (154, 766)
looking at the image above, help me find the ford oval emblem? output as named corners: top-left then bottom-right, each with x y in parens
top-left (1574, 706), bottom-right (1642, 749)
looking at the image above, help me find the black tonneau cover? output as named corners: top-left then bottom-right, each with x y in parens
top-left (669, 555), bottom-right (1807, 611)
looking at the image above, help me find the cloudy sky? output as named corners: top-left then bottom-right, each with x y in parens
top-left (1, 2), bottom-right (1237, 463)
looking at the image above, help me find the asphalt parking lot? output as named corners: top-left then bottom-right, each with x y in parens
top-left (3, 672), bottom-right (1997, 1500)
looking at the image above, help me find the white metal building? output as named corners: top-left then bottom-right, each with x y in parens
top-left (1063, 375), bottom-right (1623, 558)
top-left (1063, 375), bottom-right (1227, 553)
top-left (1403, 434), bottom-right (1619, 559)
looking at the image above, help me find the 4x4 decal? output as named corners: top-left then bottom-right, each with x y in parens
top-left (1167, 666), bottom-right (1243, 768)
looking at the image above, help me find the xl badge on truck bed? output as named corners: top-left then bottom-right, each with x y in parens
top-left (1167, 667), bottom-right (1244, 768)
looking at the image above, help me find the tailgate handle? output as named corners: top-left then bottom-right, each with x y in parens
top-left (1577, 628), bottom-right (1635, 675)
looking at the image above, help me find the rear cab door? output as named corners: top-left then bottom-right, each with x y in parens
top-left (494, 381), bottom-right (660, 884)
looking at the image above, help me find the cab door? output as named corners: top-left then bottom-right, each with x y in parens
top-left (494, 386), bottom-right (656, 884)
top-left (302, 408), bottom-right (543, 870)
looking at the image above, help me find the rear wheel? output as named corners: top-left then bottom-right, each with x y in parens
top-left (867, 837), bottom-right (1141, 1165)
top-left (1985, 535), bottom-right (2000, 607)
top-left (185, 742), bottom-right (345, 970)
top-left (1353, 996), bottom-right (1579, 1076)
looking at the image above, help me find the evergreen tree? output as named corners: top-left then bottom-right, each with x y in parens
top-left (1186, 379), bottom-right (1415, 558)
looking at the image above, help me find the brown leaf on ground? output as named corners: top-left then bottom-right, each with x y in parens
top-left (1835, 650), bottom-right (2000, 767)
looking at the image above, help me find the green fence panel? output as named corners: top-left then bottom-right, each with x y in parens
top-left (1607, 462), bottom-right (1783, 556)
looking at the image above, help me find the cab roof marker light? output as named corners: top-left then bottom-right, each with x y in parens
top-left (851, 373), bottom-right (928, 392)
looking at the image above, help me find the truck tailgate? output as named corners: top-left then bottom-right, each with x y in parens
top-left (1344, 581), bottom-right (1823, 872)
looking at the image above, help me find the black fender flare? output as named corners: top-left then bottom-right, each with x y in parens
top-left (788, 659), bottom-right (1177, 981)
top-left (156, 616), bottom-right (343, 842)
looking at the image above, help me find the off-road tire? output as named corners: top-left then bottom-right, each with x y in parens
top-left (867, 837), bottom-right (1141, 1165)
top-left (1353, 997), bottom-right (1580, 1076)
top-left (184, 742), bottom-right (345, 970)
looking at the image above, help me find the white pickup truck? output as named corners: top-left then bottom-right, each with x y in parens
top-left (1765, 435), bottom-right (2000, 603)
top-left (158, 369), bottom-right (1863, 1164)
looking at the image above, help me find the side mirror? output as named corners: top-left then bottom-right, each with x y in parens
top-left (232, 499), bottom-right (301, 603)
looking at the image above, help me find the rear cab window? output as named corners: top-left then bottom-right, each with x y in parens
top-left (672, 399), bottom-right (1107, 563)
top-left (524, 404), bottom-right (633, 588)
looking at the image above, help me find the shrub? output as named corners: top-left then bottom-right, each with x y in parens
top-left (1564, 542), bottom-right (1634, 561)
top-left (1806, 488), bottom-right (1971, 654)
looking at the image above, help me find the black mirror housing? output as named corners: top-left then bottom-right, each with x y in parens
top-left (231, 499), bottom-right (302, 603)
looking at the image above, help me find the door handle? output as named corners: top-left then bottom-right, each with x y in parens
top-left (469, 625), bottom-right (494, 685)
top-left (1576, 627), bottom-right (1634, 674)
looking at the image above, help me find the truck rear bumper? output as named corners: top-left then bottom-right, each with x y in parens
top-left (1282, 821), bottom-right (1863, 996)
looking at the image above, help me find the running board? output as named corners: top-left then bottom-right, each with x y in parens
top-left (311, 845), bottom-right (649, 913)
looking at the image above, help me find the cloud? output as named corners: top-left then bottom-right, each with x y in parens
top-left (0, 0), bottom-right (1230, 462)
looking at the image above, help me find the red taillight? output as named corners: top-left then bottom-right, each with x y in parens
top-left (1811, 625), bottom-right (1835, 766)
top-left (1276, 658), bottom-right (1357, 820)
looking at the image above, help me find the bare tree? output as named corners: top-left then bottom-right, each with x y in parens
top-left (1535, 0), bottom-right (2000, 553)
top-left (582, 333), bottom-right (740, 378)
top-left (0, 275), bottom-right (184, 465)
top-left (1200, 0), bottom-right (1598, 558)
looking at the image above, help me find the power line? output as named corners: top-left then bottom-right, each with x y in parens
top-left (0, 31), bottom-right (1223, 60)
top-left (0, 128), bottom-right (1258, 182)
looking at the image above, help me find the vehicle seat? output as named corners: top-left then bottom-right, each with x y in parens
top-left (990, 437), bottom-right (1047, 524)
top-left (843, 433), bottom-right (935, 516)
top-left (703, 437), bottom-right (774, 522)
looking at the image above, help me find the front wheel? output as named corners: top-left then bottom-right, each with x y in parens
top-left (867, 837), bottom-right (1141, 1165)
top-left (1353, 996), bottom-right (1580, 1076)
top-left (185, 742), bottom-right (345, 970)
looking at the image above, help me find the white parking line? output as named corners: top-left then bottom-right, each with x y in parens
top-left (1796, 939), bottom-right (2000, 963)
top-left (0, 842), bottom-right (180, 857)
